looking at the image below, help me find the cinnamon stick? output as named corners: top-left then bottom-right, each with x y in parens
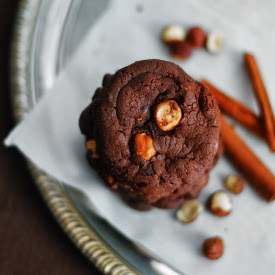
top-left (220, 115), bottom-right (275, 202)
top-left (201, 79), bottom-right (264, 138)
top-left (244, 53), bottom-right (275, 151)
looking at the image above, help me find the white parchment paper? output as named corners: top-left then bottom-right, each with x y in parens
top-left (5, 0), bottom-right (275, 274)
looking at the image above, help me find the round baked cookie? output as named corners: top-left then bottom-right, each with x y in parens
top-left (80, 59), bottom-right (220, 206)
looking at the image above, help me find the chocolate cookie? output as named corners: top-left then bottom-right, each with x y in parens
top-left (80, 59), bottom-right (221, 209)
top-left (152, 173), bottom-right (209, 209)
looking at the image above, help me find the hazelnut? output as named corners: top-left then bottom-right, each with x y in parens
top-left (202, 237), bottom-right (224, 260)
top-left (86, 139), bottom-right (99, 159)
top-left (208, 190), bottom-right (232, 217)
top-left (170, 42), bottom-right (193, 61)
top-left (106, 175), bottom-right (117, 190)
top-left (176, 200), bottom-right (203, 223)
top-left (224, 175), bottom-right (245, 194)
top-left (186, 27), bottom-right (207, 48)
top-left (154, 100), bottom-right (182, 131)
top-left (134, 133), bottom-right (156, 160)
top-left (161, 25), bottom-right (186, 44)
top-left (106, 176), bottom-right (114, 185)
top-left (206, 31), bottom-right (223, 53)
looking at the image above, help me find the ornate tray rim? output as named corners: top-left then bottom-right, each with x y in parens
top-left (10, 1), bottom-right (138, 274)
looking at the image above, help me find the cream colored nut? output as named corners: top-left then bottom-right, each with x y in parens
top-left (134, 133), bottom-right (156, 161)
top-left (208, 190), bottom-right (232, 217)
top-left (176, 200), bottom-right (203, 223)
top-left (224, 175), bottom-right (245, 194)
top-left (206, 31), bottom-right (223, 53)
top-left (154, 100), bottom-right (182, 131)
top-left (86, 139), bottom-right (99, 158)
top-left (162, 25), bottom-right (186, 44)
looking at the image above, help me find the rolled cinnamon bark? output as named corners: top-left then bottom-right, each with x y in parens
top-left (201, 79), bottom-right (264, 139)
top-left (221, 115), bottom-right (275, 202)
top-left (244, 53), bottom-right (275, 152)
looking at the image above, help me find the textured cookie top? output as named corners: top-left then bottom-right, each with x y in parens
top-left (80, 59), bottom-right (220, 203)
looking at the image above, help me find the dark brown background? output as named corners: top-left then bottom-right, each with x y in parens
top-left (0, 1), bottom-right (101, 274)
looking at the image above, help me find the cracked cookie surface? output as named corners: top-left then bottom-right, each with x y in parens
top-left (80, 59), bottom-right (220, 208)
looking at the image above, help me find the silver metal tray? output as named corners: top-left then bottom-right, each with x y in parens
top-left (10, 1), bottom-right (182, 274)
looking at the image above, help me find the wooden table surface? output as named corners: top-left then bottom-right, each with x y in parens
top-left (0, 1), bottom-right (102, 274)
